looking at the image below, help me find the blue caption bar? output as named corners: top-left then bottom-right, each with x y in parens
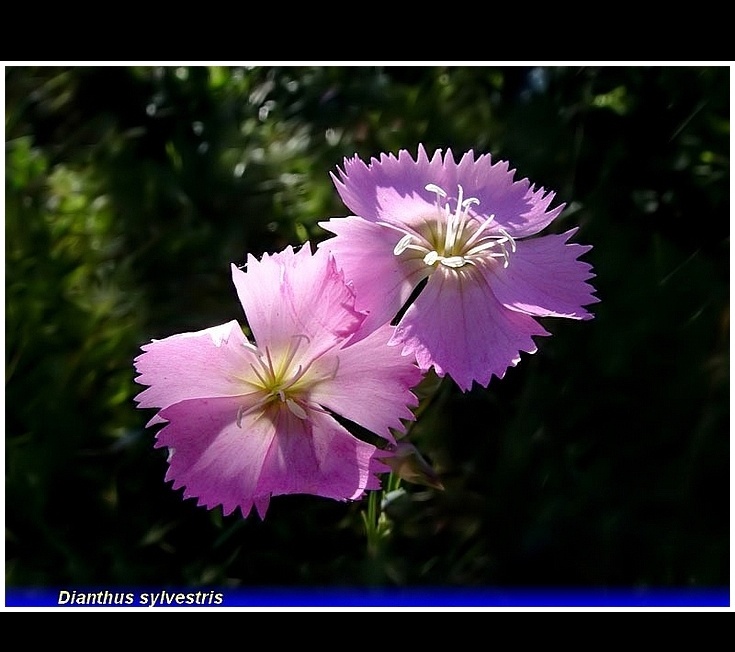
top-left (5, 587), bottom-right (730, 608)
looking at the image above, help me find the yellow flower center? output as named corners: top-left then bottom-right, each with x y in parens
top-left (236, 335), bottom-right (336, 424)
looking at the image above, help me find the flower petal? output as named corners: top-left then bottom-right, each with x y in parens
top-left (155, 395), bottom-right (391, 519)
top-left (155, 395), bottom-right (276, 518)
top-left (331, 145), bottom-right (441, 223)
top-left (332, 145), bottom-right (564, 238)
top-left (504, 183), bottom-right (565, 238)
top-left (485, 228), bottom-right (599, 320)
top-left (309, 323), bottom-right (422, 442)
top-left (318, 216), bottom-right (429, 335)
top-left (449, 152), bottom-right (564, 238)
top-left (254, 407), bottom-right (390, 502)
top-left (393, 267), bottom-right (549, 391)
top-left (231, 245), bottom-right (364, 358)
top-left (134, 320), bottom-right (257, 411)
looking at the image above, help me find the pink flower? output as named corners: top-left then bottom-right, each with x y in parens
top-left (134, 245), bottom-right (422, 519)
top-left (318, 145), bottom-right (599, 391)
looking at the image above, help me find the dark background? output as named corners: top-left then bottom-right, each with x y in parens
top-left (5, 65), bottom-right (729, 591)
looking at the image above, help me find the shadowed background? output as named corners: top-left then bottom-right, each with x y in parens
top-left (5, 65), bottom-right (729, 591)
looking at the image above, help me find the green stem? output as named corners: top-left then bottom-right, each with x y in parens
top-left (362, 374), bottom-right (452, 562)
top-left (362, 485), bottom-right (382, 559)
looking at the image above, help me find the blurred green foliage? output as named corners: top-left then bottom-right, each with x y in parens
top-left (5, 65), bottom-right (729, 590)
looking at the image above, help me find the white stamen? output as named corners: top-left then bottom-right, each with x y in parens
top-left (249, 361), bottom-right (269, 387)
top-left (236, 401), bottom-right (266, 427)
top-left (284, 364), bottom-right (306, 389)
top-left (394, 234), bottom-right (414, 255)
top-left (280, 334), bottom-right (310, 373)
top-left (463, 214), bottom-right (497, 248)
top-left (440, 256), bottom-right (467, 269)
top-left (390, 184), bottom-right (515, 272)
top-left (466, 239), bottom-right (509, 257)
top-left (425, 183), bottom-right (447, 198)
top-left (498, 227), bottom-right (517, 252)
top-left (423, 251), bottom-right (439, 266)
top-left (286, 398), bottom-right (308, 419)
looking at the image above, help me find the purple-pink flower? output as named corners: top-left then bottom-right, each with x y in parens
top-left (134, 244), bottom-right (422, 519)
top-left (318, 145), bottom-right (599, 391)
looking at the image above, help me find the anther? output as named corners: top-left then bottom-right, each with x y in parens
top-left (439, 256), bottom-right (467, 269)
top-left (286, 399), bottom-right (307, 419)
top-left (423, 251), bottom-right (439, 266)
top-left (394, 234), bottom-right (414, 256)
top-left (425, 183), bottom-right (447, 198)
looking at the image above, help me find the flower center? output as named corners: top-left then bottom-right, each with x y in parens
top-left (390, 183), bottom-right (516, 270)
top-left (236, 335), bottom-right (336, 424)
